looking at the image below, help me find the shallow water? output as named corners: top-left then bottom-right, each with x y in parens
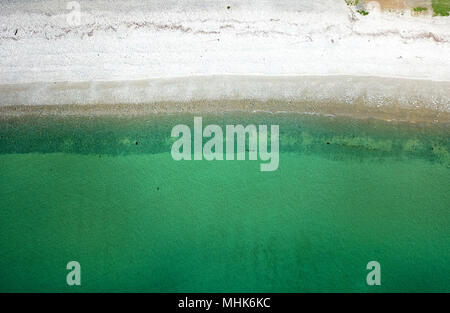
top-left (0, 113), bottom-right (448, 292)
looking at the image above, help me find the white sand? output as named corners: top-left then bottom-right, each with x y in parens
top-left (0, 0), bottom-right (449, 109)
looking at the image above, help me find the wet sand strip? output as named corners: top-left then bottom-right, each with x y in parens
top-left (0, 75), bottom-right (449, 124)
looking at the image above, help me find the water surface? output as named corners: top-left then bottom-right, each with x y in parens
top-left (0, 113), bottom-right (448, 292)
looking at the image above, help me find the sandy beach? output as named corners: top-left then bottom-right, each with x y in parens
top-left (0, 0), bottom-right (449, 121)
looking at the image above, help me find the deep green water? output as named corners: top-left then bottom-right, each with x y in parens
top-left (0, 113), bottom-right (449, 292)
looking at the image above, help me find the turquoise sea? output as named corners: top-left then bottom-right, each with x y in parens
top-left (0, 113), bottom-right (448, 292)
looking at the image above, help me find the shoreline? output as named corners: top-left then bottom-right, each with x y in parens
top-left (0, 75), bottom-right (449, 124)
top-left (1, 101), bottom-right (449, 125)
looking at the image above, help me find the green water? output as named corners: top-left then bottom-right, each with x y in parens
top-left (0, 114), bottom-right (449, 292)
